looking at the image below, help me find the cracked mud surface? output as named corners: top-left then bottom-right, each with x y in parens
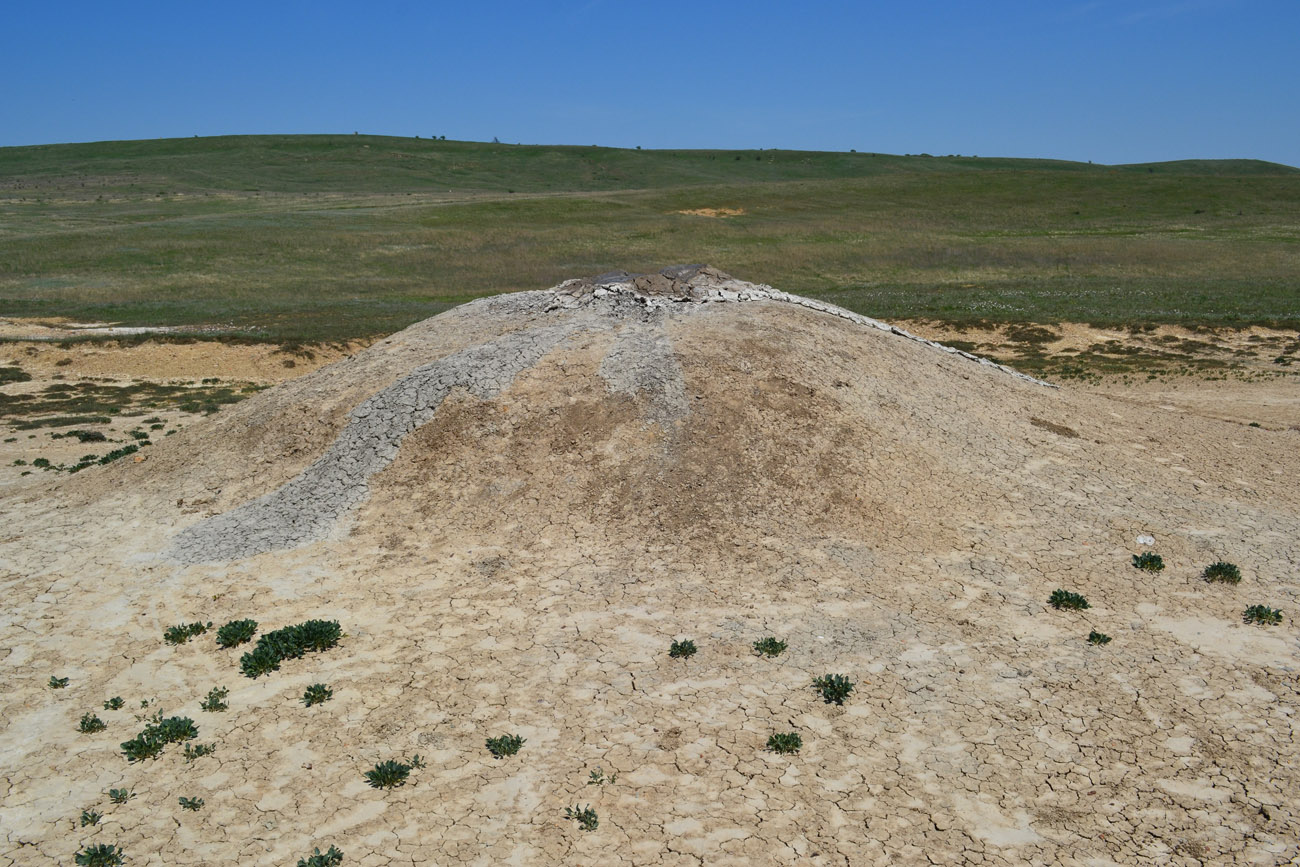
top-left (1, 268), bottom-right (1297, 866)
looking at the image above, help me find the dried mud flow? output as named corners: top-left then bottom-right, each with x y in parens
top-left (1, 266), bottom-right (1297, 866)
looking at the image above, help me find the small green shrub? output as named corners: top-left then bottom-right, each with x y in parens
top-left (767, 732), bottom-right (803, 754)
top-left (74, 844), bottom-right (125, 867)
top-left (239, 619), bottom-right (342, 679)
top-left (108, 788), bottom-right (134, 804)
top-left (1087, 630), bottom-right (1112, 646)
top-left (1243, 605), bottom-right (1283, 626)
top-left (564, 804), bottom-right (598, 831)
top-left (1203, 562), bottom-right (1242, 584)
top-left (163, 621), bottom-right (211, 645)
top-left (364, 755), bottom-right (423, 789)
top-left (485, 734), bottom-right (525, 758)
top-left (103, 696), bottom-right (124, 710)
top-left (753, 637), bottom-right (788, 657)
top-left (298, 846), bottom-right (345, 867)
top-left (1132, 552), bottom-right (1165, 572)
top-left (215, 619), bottom-right (258, 648)
top-left (668, 639), bottom-right (697, 659)
top-left (178, 796), bottom-right (204, 811)
top-left (80, 809), bottom-right (102, 826)
top-left (183, 743), bottom-right (216, 761)
top-left (812, 674), bottom-right (855, 705)
top-left (302, 683), bottom-right (333, 707)
top-left (200, 686), bottom-right (229, 712)
top-left (1048, 589), bottom-right (1090, 610)
top-left (49, 676), bottom-right (69, 689)
top-left (78, 713), bottom-right (107, 733)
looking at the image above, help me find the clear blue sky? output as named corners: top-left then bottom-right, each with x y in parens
top-left (4, 0), bottom-right (1297, 166)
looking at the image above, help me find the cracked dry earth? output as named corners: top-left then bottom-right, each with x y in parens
top-left (1, 266), bottom-right (1297, 866)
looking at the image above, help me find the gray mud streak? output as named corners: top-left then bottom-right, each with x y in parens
top-left (170, 323), bottom-right (578, 563)
top-left (598, 316), bottom-right (688, 427)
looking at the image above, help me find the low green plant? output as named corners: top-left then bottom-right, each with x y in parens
top-left (668, 639), bottom-right (697, 659)
top-left (1048, 589), bottom-right (1090, 610)
top-left (178, 796), bottom-right (204, 811)
top-left (1243, 605), bottom-right (1283, 626)
top-left (564, 804), bottom-right (598, 831)
top-left (120, 713), bottom-right (198, 761)
top-left (1087, 630), bottom-right (1112, 646)
top-left (298, 846), bottom-right (345, 867)
top-left (587, 767), bottom-right (617, 785)
top-left (302, 683), bottom-right (333, 706)
top-left (767, 731), bottom-right (803, 754)
top-left (215, 618), bottom-right (258, 648)
top-left (80, 809), bottom-right (102, 826)
top-left (239, 619), bottom-right (342, 679)
top-left (812, 674), bottom-right (854, 705)
top-left (1203, 562), bottom-right (1242, 584)
top-left (49, 676), bottom-right (70, 689)
top-left (200, 686), bottom-right (229, 712)
top-left (753, 637), bottom-right (788, 657)
top-left (103, 696), bottom-right (124, 710)
top-left (485, 734), bottom-right (525, 758)
top-left (78, 713), bottom-right (107, 733)
top-left (1132, 552), bottom-right (1165, 572)
top-left (364, 755), bottom-right (423, 789)
top-left (163, 621), bottom-right (211, 645)
top-left (108, 788), bottom-right (133, 804)
top-left (184, 742), bottom-right (216, 761)
top-left (74, 844), bottom-right (125, 866)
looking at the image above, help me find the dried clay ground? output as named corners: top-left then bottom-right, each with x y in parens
top-left (0, 270), bottom-right (1297, 867)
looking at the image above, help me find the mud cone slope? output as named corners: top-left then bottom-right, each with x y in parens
top-left (2, 267), bottom-right (1298, 866)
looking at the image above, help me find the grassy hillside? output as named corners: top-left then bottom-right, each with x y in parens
top-left (1, 136), bottom-right (1297, 340)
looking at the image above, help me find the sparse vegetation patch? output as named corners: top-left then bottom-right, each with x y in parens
top-left (1088, 631), bottom-right (1113, 646)
top-left (103, 696), bottom-right (124, 710)
top-left (767, 732), bottom-right (803, 754)
top-left (163, 621), bottom-right (211, 645)
top-left (78, 713), bottom-right (107, 733)
top-left (298, 846), bottom-right (345, 867)
top-left (1203, 562), bottom-right (1242, 584)
top-left (1132, 552), bottom-right (1165, 572)
top-left (200, 686), bottom-right (229, 712)
top-left (812, 674), bottom-right (855, 705)
top-left (215, 618), bottom-right (258, 648)
top-left (364, 755), bottom-right (423, 789)
top-left (485, 734), bottom-right (525, 759)
top-left (120, 713), bottom-right (198, 762)
top-left (49, 675), bottom-right (69, 689)
top-left (178, 796), bottom-right (204, 811)
top-left (108, 788), bottom-right (133, 804)
top-left (1049, 589), bottom-right (1090, 610)
top-left (1243, 605), bottom-right (1283, 626)
top-left (74, 844), bottom-right (124, 867)
top-left (753, 637), bottom-right (788, 657)
top-left (80, 809), bottom-right (101, 826)
top-left (239, 619), bottom-right (342, 678)
top-left (302, 683), bottom-right (333, 706)
top-left (668, 639), bottom-right (697, 659)
top-left (564, 804), bottom-right (599, 831)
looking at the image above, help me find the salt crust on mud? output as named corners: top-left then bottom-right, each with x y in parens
top-left (1, 267), bottom-right (1297, 866)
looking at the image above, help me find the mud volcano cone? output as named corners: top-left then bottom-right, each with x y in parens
top-left (2, 267), bottom-right (1298, 865)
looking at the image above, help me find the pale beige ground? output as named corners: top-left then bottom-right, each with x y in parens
top-left (0, 304), bottom-right (1297, 867)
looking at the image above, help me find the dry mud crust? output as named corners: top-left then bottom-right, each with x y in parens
top-left (1, 268), bottom-right (1298, 866)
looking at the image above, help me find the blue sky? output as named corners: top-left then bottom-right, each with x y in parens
top-left (4, 0), bottom-right (1297, 166)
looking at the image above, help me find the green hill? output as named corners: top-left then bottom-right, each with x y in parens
top-left (1, 135), bottom-right (1297, 339)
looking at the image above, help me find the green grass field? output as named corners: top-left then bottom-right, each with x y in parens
top-left (2, 135), bottom-right (1297, 340)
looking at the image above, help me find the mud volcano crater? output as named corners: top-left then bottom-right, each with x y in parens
top-left (2, 267), bottom-right (1297, 866)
